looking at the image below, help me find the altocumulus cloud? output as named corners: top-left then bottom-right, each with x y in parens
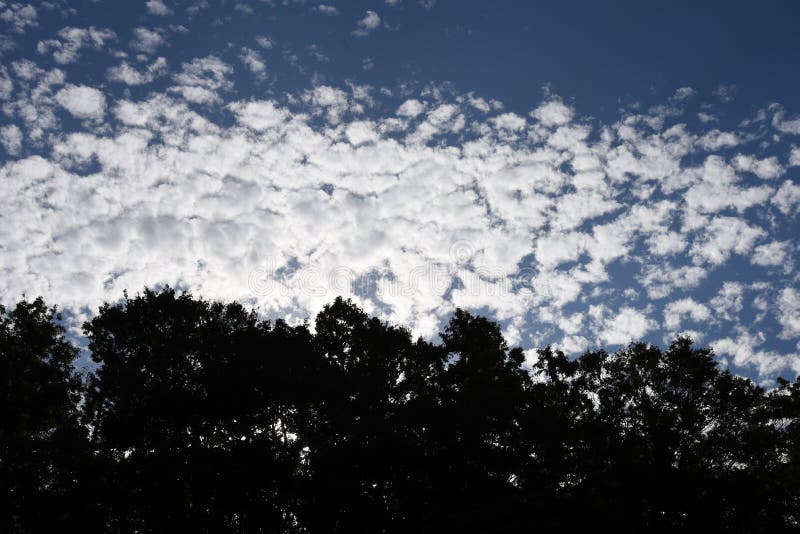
top-left (0, 42), bottom-right (799, 382)
top-left (54, 84), bottom-right (105, 120)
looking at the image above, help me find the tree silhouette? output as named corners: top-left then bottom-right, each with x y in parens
top-left (414, 309), bottom-right (530, 531)
top-left (0, 298), bottom-right (96, 532)
top-left (3, 287), bottom-right (800, 532)
top-left (525, 339), bottom-right (798, 532)
top-left (294, 297), bottom-right (414, 531)
top-left (83, 288), bottom-right (309, 532)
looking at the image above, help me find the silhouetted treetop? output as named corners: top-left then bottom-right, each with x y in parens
top-left (3, 288), bottom-right (799, 532)
top-left (0, 298), bottom-right (94, 532)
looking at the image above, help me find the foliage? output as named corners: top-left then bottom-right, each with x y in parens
top-left (2, 288), bottom-right (799, 532)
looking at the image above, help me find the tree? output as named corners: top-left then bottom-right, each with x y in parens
top-left (525, 338), bottom-right (797, 532)
top-left (0, 298), bottom-right (96, 532)
top-left (419, 309), bottom-right (531, 531)
top-left (294, 297), bottom-right (419, 531)
top-left (5, 288), bottom-right (800, 532)
top-left (82, 288), bottom-right (310, 532)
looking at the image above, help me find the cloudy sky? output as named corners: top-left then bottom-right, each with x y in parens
top-left (1, 0), bottom-right (800, 383)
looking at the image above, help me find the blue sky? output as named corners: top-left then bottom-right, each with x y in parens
top-left (1, 0), bottom-right (800, 383)
top-left (15, 0), bottom-right (800, 119)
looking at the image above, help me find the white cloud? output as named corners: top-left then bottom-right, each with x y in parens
top-left (256, 35), bottom-right (274, 49)
top-left (170, 55), bottom-right (233, 104)
top-left (233, 2), bottom-right (254, 15)
top-left (344, 120), bottom-right (379, 146)
top-left (732, 154), bottom-right (784, 179)
top-left (772, 105), bottom-right (800, 135)
top-left (790, 146), bottom-right (800, 167)
top-left (599, 307), bottom-right (656, 345)
top-left (107, 57), bottom-right (167, 85)
top-left (0, 124), bottom-right (22, 155)
top-left (530, 98), bottom-right (574, 127)
top-left (405, 103), bottom-right (465, 144)
top-left (684, 180), bottom-right (772, 214)
top-left (396, 99), bottom-right (425, 118)
top-left (639, 265), bottom-right (708, 299)
top-left (315, 4), bottom-right (338, 15)
top-left (4, 61), bottom-right (65, 141)
top-left (352, 10), bottom-right (381, 37)
top-left (55, 84), bottom-right (106, 120)
top-left (778, 288), bottom-right (800, 340)
top-left (713, 84), bottom-right (736, 102)
top-left (302, 85), bottom-right (352, 123)
top-left (712, 331), bottom-right (800, 377)
top-left (228, 100), bottom-right (288, 131)
top-left (772, 180), bottom-right (800, 215)
top-left (697, 112), bottom-right (717, 123)
top-left (751, 240), bottom-right (792, 269)
top-left (557, 334), bottom-right (590, 354)
top-left (466, 94), bottom-right (493, 112)
top-left (697, 129), bottom-right (739, 151)
top-left (709, 282), bottom-right (744, 321)
top-left (307, 44), bottom-right (330, 63)
top-left (535, 232), bottom-right (585, 269)
top-left (532, 269), bottom-right (583, 308)
top-left (0, 66), bottom-right (12, 100)
top-left (663, 298), bottom-right (710, 331)
top-left (690, 216), bottom-right (765, 265)
top-left (0, 2), bottom-right (37, 33)
top-left (146, 0), bottom-right (172, 16)
top-left (131, 27), bottom-right (166, 54)
top-left (37, 26), bottom-right (116, 64)
top-left (648, 232), bottom-right (686, 256)
top-left (490, 112), bottom-right (526, 131)
top-left (240, 47), bottom-right (266, 78)
top-left (671, 86), bottom-right (696, 101)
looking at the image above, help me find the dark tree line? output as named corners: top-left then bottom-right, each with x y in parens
top-left (2, 287), bottom-right (800, 532)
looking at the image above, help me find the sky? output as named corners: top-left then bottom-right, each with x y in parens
top-left (1, 0), bottom-right (800, 384)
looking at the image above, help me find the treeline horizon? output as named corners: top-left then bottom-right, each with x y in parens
top-left (3, 287), bottom-right (800, 532)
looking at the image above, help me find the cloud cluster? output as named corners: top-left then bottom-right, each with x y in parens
top-left (239, 48), bottom-right (266, 79)
top-left (107, 57), bottom-right (168, 86)
top-left (169, 55), bottom-right (233, 104)
top-left (130, 27), bottom-right (166, 54)
top-left (54, 84), bottom-right (106, 119)
top-left (0, 2), bottom-right (37, 33)
top-left (352, 11), bottom-right (381, 37)
top-left (37, 26), bottom-right (116, 64)
top-left (0, 36), bottom-right (799, 382)
top-left (146, 0), bottom-right (172, 16)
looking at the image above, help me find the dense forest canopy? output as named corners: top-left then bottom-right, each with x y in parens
top-left (2, 287), bottom-right (800, 532)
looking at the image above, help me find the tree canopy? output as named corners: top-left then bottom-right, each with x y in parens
top-left (2, 287), bottom-right (799, 532)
